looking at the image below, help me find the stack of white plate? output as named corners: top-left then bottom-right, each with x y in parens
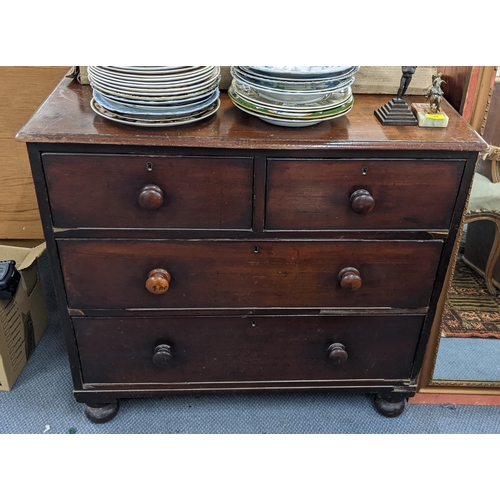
top-left (228, 66), bottom-right (359, 127)
top-left (87, 66), bottom-right (221, 127)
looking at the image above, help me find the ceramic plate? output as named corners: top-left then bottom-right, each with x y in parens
top-left (88, 74), bottom-right (221, 101)
top-left (93, 88), bottom-right (220, 116)
top-left (230, 80), bottom-right (352, 112)
top-left (241, 66), bottom-right (359, 79)
top-left (91, 85), bottom-right (218, 106)
top-left (88, 70), bottom-right (221, 96)
top-left (89, 66), bottom-right (217, 85)
top-left (229, 87), bottom-right (354, 120)
top-left (231, 75), bottom-right (350, 104)
top-left (106, 66), bottom-right (198, 75)
top-left (234, 66), bottom-right (359, 90)
top-left (230, 99), bottom-right (352, 127)
top-left (90, 98), bottom-right (220, 127)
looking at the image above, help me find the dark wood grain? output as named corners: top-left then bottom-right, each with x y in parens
top-left (265, 159), bottom-right (464, 230)
top-left (58, 239), bottom-right (443, 310)
top-left (18, 76), bottom-right (490, 417)
top-left (73, 315), bottom-right (424, 384)
top-left (16, 78), bottom-right (487, 152)
top-left (43, 153), bottom-right (254, 229)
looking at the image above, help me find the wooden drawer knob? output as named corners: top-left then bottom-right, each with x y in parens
top-left (350, 189), bottom-right (375, 214)
top-left (138, 184), bottom-right (164, 210)
top-left (146, 268), bottom-right (171, 294)
top-left (153, 344), bottom-right (173, 366)
top-left (327, 343), bottom-right (348, 364)
top-left (338, 267), bottom-right (362, 291)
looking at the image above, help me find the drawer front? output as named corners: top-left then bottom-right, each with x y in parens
top-left (74, 315), bottom-right (424, 384)
top-left (265, 159), bottom-right (464, 230)
top-left (59, 239), bottom-right (443, 310)
top-left (42, 153), bottom-right (254, 229)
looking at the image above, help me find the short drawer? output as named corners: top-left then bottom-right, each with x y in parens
top-left (265, 158), bottom-right (464, 230)
top-left (42, 153), bottom-right (254, 229)
top-left (58, 239), bottom-right (443, 310)
top-left (74, 315), bottom-right (424, 385)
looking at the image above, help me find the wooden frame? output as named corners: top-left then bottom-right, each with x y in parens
top-left (417, 66), bottom-right (500, 395)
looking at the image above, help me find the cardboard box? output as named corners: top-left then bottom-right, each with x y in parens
top-left (0, 243), bottom-right (48, 390)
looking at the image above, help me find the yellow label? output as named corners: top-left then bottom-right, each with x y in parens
top-left (425, 113), bottom-right (445, 120)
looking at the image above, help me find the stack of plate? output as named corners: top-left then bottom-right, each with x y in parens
top-left (87, 66), bottom-right (221, 127)
top-left (228, 66), bottom-right (359, 127)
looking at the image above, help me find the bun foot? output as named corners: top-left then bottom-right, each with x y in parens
top-left (84, 401), bottom-right (119, 423)
top-left (374, 394), bottom-right (406, 418)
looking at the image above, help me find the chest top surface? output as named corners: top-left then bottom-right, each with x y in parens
top-left (16, 77), bottom-right (487, 152)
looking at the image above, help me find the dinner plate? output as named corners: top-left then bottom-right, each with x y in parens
top-left (230, 99), bottom-right (352, 127)
top-left (230, 80), bottom-right (352, 112)
top-left (234, 66), bottom-right (359, 91)
top-left (93, 88), bottom-right (220, 116)
top-left (241, 66), bottom-right (358, 79)
top-left (89, 66), bottom-right (216, 85)
top-left (106, 66), bottom-right (198, 75)
top-left (92, 85), bottom-right (218, 106)
top-left (229, 87), bottom-right (354, 120)
top-left (89, 75), bottom-right (221, 101)
top-left (88, 71), bottom-right (221, 97)
top-left (90, 98), bottom-right (220, 127)
top-left (231, 75), bottom-right (350, 104)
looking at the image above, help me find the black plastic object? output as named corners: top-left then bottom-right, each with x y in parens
top-left (0, 260), bottom-right (21, 300)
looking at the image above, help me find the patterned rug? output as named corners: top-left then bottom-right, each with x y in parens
top-left (442, 257), bottom-right (500, 338)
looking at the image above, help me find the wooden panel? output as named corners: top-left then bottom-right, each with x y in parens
top-left (351, 66), bottom-right (437, 95)
top-left (74, 315), bottom-right (425, 384)
top-left (58, 239), bottom-right (443, 310)
top-left (437, 66), bottom-right (472, 113)
top-left (265, 159), bottom-right (464, 231)
top-left (0, 66), bottom-right (70, 239)
top-left (43, 153), bottom-right (254, 229)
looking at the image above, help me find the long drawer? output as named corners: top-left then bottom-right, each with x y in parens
top-left (58, 239), bottom-right (443, 310)
top-left (266, 158), bottom-right (464, 230)
top-left (42, 153), bottom-right (254, 229)
top-left (74, 315), bottom-right (425, 385)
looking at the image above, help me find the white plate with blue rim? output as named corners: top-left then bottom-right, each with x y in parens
top-left (92, 88), bottom-right (220, 116)
top-left (90, 97), bottom-right (220, 127)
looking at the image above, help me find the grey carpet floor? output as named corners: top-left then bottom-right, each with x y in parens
top-left (1, 252), bottom-right (499, 434)
top-left (434, 337), bottom-right (500, 380)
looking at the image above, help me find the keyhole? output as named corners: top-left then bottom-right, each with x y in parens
top-left (253, 246), bottom-right (259, 254)
top-left (362, 166), bottom-right (368, 175)
top-left (251, 321), bottom-right (257, 327)
top-left (147, 162), bottom-right (153, 171)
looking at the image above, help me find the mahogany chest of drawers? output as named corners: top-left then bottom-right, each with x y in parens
top-left (17, 78), bottom-right (486, 422)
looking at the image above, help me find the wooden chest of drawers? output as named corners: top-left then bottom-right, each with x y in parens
top-left (17, 78), bottom-right (486, 422)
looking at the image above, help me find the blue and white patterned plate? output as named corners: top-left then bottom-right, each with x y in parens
top-left (241, 66), bottom-right (359, 80)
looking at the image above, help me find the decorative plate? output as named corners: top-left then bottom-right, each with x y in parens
top-left (90, 98), bottom-right (220, 127)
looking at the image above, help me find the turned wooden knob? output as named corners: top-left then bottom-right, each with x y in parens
top-left (338, 267), bottom-right (362, 291)
top-left (327, 343), bottom-right (348, 364)
top-left (350, 189), bottom-right (375, 214)
top-left (153, 344), bottom-right (173, 366)
top-left (138, 184), bottom-right (164, 210)
top-left (146, 268), bottom-right (171, 294)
